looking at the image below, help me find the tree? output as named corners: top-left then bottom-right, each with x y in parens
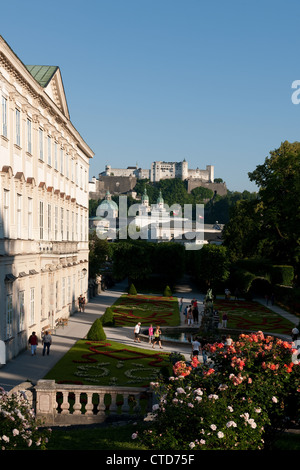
top-left (193, 244), bottom-right (230, 287)
top-left (89, 233), bottom-right (112, 278)
top-left (248, 141), bottom-right (300, 266)
top-left (222, 199), bottom-right (263, 262)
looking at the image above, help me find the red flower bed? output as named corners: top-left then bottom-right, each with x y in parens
top-left (73, 341), bottom-right (167, 367)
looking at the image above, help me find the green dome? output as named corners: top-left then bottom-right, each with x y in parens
top-left (157, 190), bottom-right (164, 204)
top-left (142, 188), bottom-right (149, 201)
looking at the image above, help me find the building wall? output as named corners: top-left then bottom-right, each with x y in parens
top-left (0, 37), bottom-right (93, 361)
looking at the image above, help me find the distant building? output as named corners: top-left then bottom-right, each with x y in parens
top-left (100, 159), bottom-right (214, 182)
top-left (89, 160), bottom-right (227, 200)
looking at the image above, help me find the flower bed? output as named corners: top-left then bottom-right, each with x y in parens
top-left (214, 299), bottom-right (294, 334)
top-left (110, 294), bottom-right (180, 327)
top-left (44, 340), bottom-right (169, 388)
top-left (133, 331), bottom-right (300, 450)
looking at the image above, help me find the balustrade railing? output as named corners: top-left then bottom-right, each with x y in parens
top-left (34, 380), bottom-right (153, 426)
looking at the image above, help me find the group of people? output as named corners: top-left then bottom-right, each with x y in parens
top-left (181, 297), bottom-right (229, 329)
top-left (182, 298), bottom-right (202, 326)
top-left (134, 323), bottom-right (163, 349)
top-left (78, 295), bottom-right (86, 312)
top-left (28, 330), bottom-right (52, 356)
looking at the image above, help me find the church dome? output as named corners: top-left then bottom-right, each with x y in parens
top-left (142, 188), bottom-right (149, 201)
top-left (157, 190), bottom-right (164, 204)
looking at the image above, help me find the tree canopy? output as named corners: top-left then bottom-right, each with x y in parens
top-left (223, 141), bottom-right (300, 269)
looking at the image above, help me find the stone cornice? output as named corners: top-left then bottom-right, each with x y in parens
top-left (0, 36), bottom-right (94, 160)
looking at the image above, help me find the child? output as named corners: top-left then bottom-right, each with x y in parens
top-left (148, 324), bottom-right (154, 344)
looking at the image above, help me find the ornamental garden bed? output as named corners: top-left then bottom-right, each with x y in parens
top-left (43, 339), bottom-right (169, 388)
top-left (213, 299), bottom-right (294, 335)
top-left (109, 294), bottom-right (180, 327)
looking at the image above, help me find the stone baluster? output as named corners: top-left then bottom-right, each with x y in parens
top-left (109, 391), bottom-right (118, 414)
top-left (60, 391), bottom-right (70, 415)
top-left (121, 393), bottom-right (130, 414)
top-left (97, 392), bottom-right (106, 416)
top-left (73, 391), bottom-right (82, 415)
top-left (85, 391), bottom-right (94, 415)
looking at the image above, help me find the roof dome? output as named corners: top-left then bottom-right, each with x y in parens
top-left (157, 190), bottom-right (164, 204)
top-left (142, 188), bottom-right (149, 201)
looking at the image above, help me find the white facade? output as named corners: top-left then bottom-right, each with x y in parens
top-left (0, 36), bottom-right (94, 361)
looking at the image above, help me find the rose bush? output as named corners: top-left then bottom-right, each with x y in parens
top-left (134, 332), bottom-right (300, 450)
top-left (0, 387), bottom-right (51, 450)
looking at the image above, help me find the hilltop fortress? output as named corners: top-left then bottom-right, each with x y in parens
top-left (89, 160), bottom-right (227, 199)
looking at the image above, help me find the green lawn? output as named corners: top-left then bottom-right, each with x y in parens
top-left (46, 422), bottom-right (300, 451)
top-left (110, 294), bottom-right (180, 327)
top-left (214, 299), bottom-right (294, 334)
top-left (43, 339), bottom-right (169, 387)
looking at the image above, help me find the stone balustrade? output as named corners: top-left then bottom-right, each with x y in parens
top-left (33, 380), bottom-right (152, 426)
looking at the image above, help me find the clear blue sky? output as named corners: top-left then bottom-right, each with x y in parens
top-left (2, 0), bottom-right (300, 192)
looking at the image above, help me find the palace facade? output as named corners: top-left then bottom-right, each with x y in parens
top-left (0, 36), bottom-right (94, 361)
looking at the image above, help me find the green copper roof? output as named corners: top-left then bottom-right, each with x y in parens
top-left (25, 65), bottom-right (58, 88)
top-left (142, 188), bottom-right (149, 201)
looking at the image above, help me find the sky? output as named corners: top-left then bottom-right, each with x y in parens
top-left (1, 0), bottom-right (300, 192)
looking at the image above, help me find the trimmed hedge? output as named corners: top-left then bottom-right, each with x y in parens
top-left (128, 283), bottom-right (137, 295)
top-left (86, 318), bottom-right (106, 341)
top-left (163, 285), bottom-right (172, 297)
top-left (100, 307), bottom-right (115, 326)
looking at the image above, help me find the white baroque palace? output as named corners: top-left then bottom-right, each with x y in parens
top-left (0, 36), bottom-right (94, 361)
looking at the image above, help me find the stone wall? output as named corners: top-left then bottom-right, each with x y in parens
top-left (187, 179), bottom-right (227, 196)
top-left (90, 175), bottom-right (137, 200)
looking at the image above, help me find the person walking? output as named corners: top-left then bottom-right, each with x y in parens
top-left (183, 305), bottom-right (188, 324)
top-left (42, 331), bottom-right (52, 356)
top-left (222, 312), bottom-right (228, 328)
top-left (193, 305), bottom-right (199, 324)
top-left (191, 336), bottom-right (201, 360)
top-left (187, 305), bottom-right (193, 326)
top-left (134, 322), bottom-right (141, 342)
top-left (28, 331), bottom-right (38, 356)
top-left (152, 326), bottom-right (163, 349)
top-left (148, 324), bottom-right (154, 344)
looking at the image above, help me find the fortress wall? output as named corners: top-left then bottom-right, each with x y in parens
top-left (187, 179), bottom-right (227, 196)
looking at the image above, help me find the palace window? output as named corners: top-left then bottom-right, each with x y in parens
top-left (19, 291), bottom-right (25, 332)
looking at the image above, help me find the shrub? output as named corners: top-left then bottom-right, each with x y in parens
top-left (128, 283), bottom-right (137, 295)
top-left (0, 387), bottom-right (51, 450)
top-left (101, 307), bottom-right (115, 326)
top-left (86, 318), bottom-right (106, 341)
top-left (134, 332), bottom-right (300, 450)
top-left (163, 285), bottom-right (172, 297)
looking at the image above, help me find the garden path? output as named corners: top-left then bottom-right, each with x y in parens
top-left (0, 278), bottom-right (298, 392)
